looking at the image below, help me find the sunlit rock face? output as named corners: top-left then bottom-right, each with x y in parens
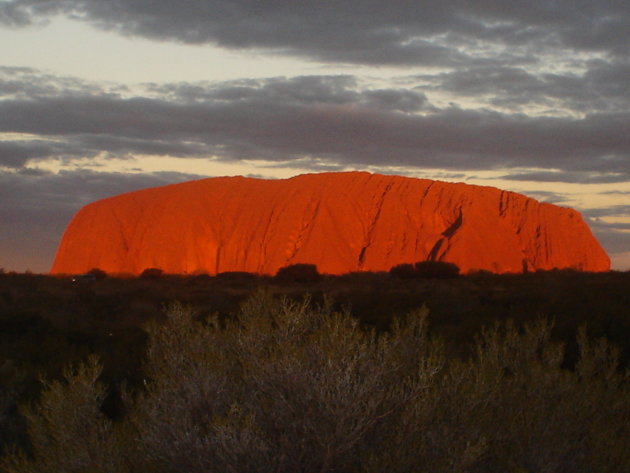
top-left (51, 172), bottom-right (610, 275)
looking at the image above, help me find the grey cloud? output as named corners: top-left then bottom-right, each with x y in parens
top-left (74, 135), bottom-right (210, 159)
top-left (150, 76), bottom-right (431, 112)
top-left (0, 169), bottom-right (206, 272)
top-left (362, 89), bottom-right (431, 113)
top-left (148, 76), bottom-right (360, 106)
top-left (599, 223), bottom-right (630, 231)
top-left (415, 171), bottom-right (468, 181)
top-left (0, 138), bottom-right (108, 168)
top-left (0, 0), bottom-right (61, 27)
top-left (1, 73), bottom-right (629, 176)
top-left (516, 190), bottom-right (568, 205)
top-left (582, 205), bottom-right (630, 219)
top-left (2, 0), bottom-right (629, 65)
top-left (577, 206), bottom-right (630, 256)
top-left (0, 66), bottom-right (120, 99)
top-left (499, 171), bottom-right (630, 184)
top-left (0, 141), bottom-right (54, 167)
top-left (587, 224), bottom-right (630, 255)
top-left (600, 190), bottom-right (630, 195)
top-left (425, 60), bottom-right (630, 113)
top-left (584, 60), bottom-right (630, 98)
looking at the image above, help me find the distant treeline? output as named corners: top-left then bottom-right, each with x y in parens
top-left (1, 269), bottom-right (629, 471)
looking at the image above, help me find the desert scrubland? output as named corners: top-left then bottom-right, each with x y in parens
top-left (1, 269), bottom-right (629, 472)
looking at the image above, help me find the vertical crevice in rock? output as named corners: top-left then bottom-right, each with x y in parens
top-left (442, 209), bottom-right (463, 238)
top-left (215, 245), bottom-right (221, 274)
top-left (427, 208), bottom-right (462, 261)
top-left (427, 239), bottom-right (444, 262)
top-left (110, 208), bottom-right (130, 254)
top-left (358, 183), bottom-right (392, 267)
top-left (421, 181), bottom-right (434, 201)
top-left (257, 206), bottom-right (277, 273)
top-left (286, 199), bottom-right (321, 263)
top-left (499, 190), bottom-right (508, 217)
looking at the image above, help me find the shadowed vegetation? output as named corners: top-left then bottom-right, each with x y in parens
top-left (0, 270), bottom-right (629, 471)
top-left (390, 261), bottom-right (460, 279)
top-left (1, 290), bottom-right (629, 472)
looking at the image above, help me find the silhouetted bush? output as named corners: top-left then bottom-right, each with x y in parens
top-left (414, 261), bottom-right (460, 278)
top-left (390, 261), bottom-right (460, 279)
top-left (86, 268), bottom-right (107, 279)
top-left (140, 268), bottom-right (163, 279)
top-left (70, 268), bottom-right (108, 282)
top-left (467, 269), bottom-right (494, 278)
top-left (275, 263), bottom-right (321, 283)
top-left (215, 271), bottom-right (258, 282)
top-left (389, 263), bottom-right (416, 279)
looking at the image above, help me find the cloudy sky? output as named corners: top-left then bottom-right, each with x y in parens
top-left (1, 0), bottom-right (629, 272)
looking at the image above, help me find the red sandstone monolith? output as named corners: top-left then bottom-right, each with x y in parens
top-left (51, 172), bottom-right (610, 275)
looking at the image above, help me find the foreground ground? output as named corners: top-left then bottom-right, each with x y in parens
top-left (1, 270), bottom-right (629, 471)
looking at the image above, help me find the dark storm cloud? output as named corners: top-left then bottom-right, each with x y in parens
top-left (0, 169), bottom-right (206, 272)
top-left (2, 0), bottom-right (630, 64)
top-left (1, 70), bottom-right (629, 179)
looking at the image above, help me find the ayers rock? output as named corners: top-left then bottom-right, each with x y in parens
top-left (51, 172), bottom-right (610, 275)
